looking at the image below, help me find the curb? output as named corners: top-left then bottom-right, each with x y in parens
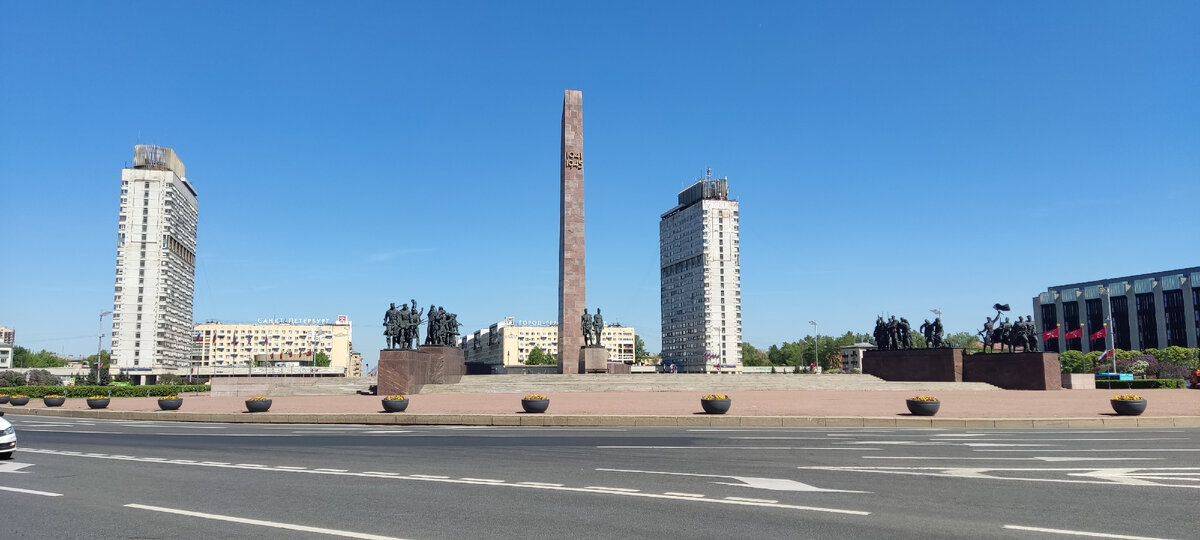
top-left (6, 409), bottom-right (1200, 428)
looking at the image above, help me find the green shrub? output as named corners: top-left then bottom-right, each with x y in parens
top-left (0, 384), bottom-right (209, 398)
top-left (1059, 350), bottom-right (1091, 373)
top-left (1096, 379), bottom-right (1185, 390)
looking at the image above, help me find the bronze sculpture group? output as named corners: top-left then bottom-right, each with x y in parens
top-left (384, 299), bottom-right (461, 349)
top-left (581, 307), bottom-right (605, 347)
top-left (874, 315), bottom-right (945, 350)
top-left (979, 306), bottom-right (1039, 353)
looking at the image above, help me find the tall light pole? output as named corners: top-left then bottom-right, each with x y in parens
top-left (808, 320), bottom-right (818, 370)
top-left (97, 311), bottom-right (113, 363)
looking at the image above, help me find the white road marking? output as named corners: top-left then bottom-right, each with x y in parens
top-left (152, 433), bottom-right (302, 437)
top-left (725, 496), bottom-right (779, 503)
top-left (664, 492), bottom-right (705, 498)
top-left (598, 445), bottom-right (882, 450)
top-left (459, 477), bottom-right (504, 483)
top-left (517, 482), bottom-right (563, 487)
top-left (314, 468), bottom-right (348, 473)
top-left (978, 449), bottom-right (1200, 453)
top-left (276, 466), bottom-right (308, 470)
top-left (0, 485), bottom-right (62, 497)
top-left (799, 466), bottom-right (1200, 488)
top-left (585, 486), bottom-right (640, 492)
top-left (363, 431), bottom-right (413, 434)
top-left (597, 467), bottom-right (869, 493)
top-left (21, 429), bottom-right (121, 434)
top-left (1003, 524), bottom-right (1172, 539)
top-left (23, 448), bottom-right (871, 515)
top-left (866, 456), bottom-right (1163, 462)
top-left (363, 471), bottom-right (399, 476)
top-left (0, 462), bottom-right (34, 474)
top-left (125, 504), bottom-right (404, 539)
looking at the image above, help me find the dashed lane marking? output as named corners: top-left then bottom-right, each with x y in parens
top-left (125, 504), bottom-right (404, 540)
top-left (0, 485), bottom-right (62, 497)
top-left (1003, 524), bottom-right (1173, 539)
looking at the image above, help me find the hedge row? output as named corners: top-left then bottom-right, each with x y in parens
top-left (1095, 379), bottom-right (1186, 390)
top-left (0, 385), bottom-right (209, 398)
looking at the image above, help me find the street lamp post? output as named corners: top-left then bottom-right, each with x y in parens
top-left (808, 320), bottom-right (818, 371)
top-left (96, 311), bottom-right (113, 383)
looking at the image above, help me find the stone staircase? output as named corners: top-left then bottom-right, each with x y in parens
top-left (416, 373), bottom-right (1000, 394)
top-left (212, 376), bottom-right (377, 397)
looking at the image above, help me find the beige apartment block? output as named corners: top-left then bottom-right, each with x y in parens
top-left (191, 319), bottom-right (358, 375)
top-left (462, 317), bottom-right (635, 367)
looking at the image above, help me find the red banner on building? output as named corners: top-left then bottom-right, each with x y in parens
top-left (1090, 328), bottom-right (1107, 340)
top-left (1041, 328), bottom-right (1060, 340)
top-left (1064, 328), bottom-right (1084, 340)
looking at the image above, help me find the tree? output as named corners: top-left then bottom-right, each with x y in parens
top-left (0, 370), bottom-right (25, 387)
top-left (313, 352), bottom-right (331, 367)
top-left (634, 335), bottom-right (651, 361)
top-left (945, 332), bottom-right (980, 351)
top-left (1059, 350), bottom-right (1090, 374)
top-left (908, 330), bottom-right (927, 350)
top-left (26, 369), bottom-right (61, 386)
top-left (14, 347), bottom-right (69, 368)
top-left (525, 346), bottom-right (556, 366)
top-left (740, 343), bottom-right (769, 366)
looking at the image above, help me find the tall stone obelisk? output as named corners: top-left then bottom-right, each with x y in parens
top-left (558, 89), bottom-right (585, 374)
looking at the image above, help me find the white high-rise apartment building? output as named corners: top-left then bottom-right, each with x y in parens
top-left (110, 145), bottom-right (198, 368)
top-left (659, 172), bottom-right (742, 372)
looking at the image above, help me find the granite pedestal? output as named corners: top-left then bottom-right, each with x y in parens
top-left (378, 346), bottom-right (465, 395)
top-left (863, 348), bottom-right (964, 382)
top-left (963, 352), bottom-right (1062, 390)
top-left (579, 346), bottom-right (608, 374)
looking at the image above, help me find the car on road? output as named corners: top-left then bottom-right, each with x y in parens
top-left (0, 411), bottom-right (15, 459)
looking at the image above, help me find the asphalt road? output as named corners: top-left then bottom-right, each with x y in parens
top-left (2, 416), bottom-right (1198, 539)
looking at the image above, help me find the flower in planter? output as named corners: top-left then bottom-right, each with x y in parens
top-left (44, 394), bottom-right (64, 399)
top-left (523, 394), bottom-right (548, 400)
top-left (159, 395), bottom-right (180, 400)
top-left (701, 394), bottom-right (729, 400)
top-left (87, 395), bottom-right (108, 400)
top-left (908, 395), bottom-right (939, 402)
top-left (12, 395), bottom-right (27, 399)
top-left (1112, 394), bottom-right (1143, 401)
top-left (246, 396), bottom-right (271, 401)
top-left (383, 395), bottom-right (408, 401)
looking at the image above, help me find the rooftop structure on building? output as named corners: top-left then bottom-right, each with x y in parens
top-left (110, 145), bottom-right (198, 369)
top-left (1033, 266), bottom-right (1200, 353)
top-left (659, 170), bottom-right (742, 373)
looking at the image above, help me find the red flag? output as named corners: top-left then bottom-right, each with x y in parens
top-left (1090, 328), bottom-right (1107, 341)
top-left (1064, 328), bottom-right (1084, 340)
top-left (1041, 328), bottom-right (1060, 340)
top-left (306, 351), bottom-right (312, 357)
top-left (270, 353), bottom-right (274, 359)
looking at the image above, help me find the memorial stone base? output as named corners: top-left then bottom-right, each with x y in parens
top-left (863, 348), bottom-right (964, 382)
top-left (378, 346), bottom-right (465, 395)
top-left (963, 352), bottom-right (1062, 390)
top-left (579, 346), bottom-right (609, 374)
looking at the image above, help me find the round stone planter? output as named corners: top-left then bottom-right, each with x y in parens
top-left (158, 398), bottom-right (183, 411)
top-left (9, 396), bottom-right (29, 406)
top-left (0, 395), bottom-right (10, 404)
top-left (43, 396), bottom-right (66, 407)
top-left (86, 398), bottom-right (110, 409)
top-left (521, 399), bottom-right (550, 413)
top-left (245, 399), bottom-right (272, 413)
top-left (906, 399), bottom-right (940, 416)
top-left (701, 398), bottom-right (732, 415)
top-left (1111, 399), bottom-right (1146, 416)
top-left (382, 398), bottom-right (409, 413)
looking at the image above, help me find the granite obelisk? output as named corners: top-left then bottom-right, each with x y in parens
top-left (558, 89), bottom-right (585, 374)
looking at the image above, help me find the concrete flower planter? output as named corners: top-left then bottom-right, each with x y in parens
top-left (0, 395), bottom-right (10, 404)
top-left (521, 399), bottom-right (550, 413)
top-left (906, 399), bottom-right (940, 416)
top-left (700, 398), bottom-right (732, 414)
top-left (382, 398), bottom-right (409, 413)
top-left (158, 398), bottom-right (183, 411)
top-left (43, 396), bottom-right (66, 407)
top-left (86, 398), bottom-right (110, 409)
top-left (9, 396), bottom-right (29, 406)
top-left (1111, 399), bottom-right (1146, 416)
top-left (245, 399), bottom-right (272, 413)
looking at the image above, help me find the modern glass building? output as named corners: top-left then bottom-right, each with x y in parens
top-left (659, 172), bottom-right (742, 372)
top-left (1032, 267), bottom-right (1200, 353)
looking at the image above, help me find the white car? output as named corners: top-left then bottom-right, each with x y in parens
top-left (0, 412), bottom-right (15, 459)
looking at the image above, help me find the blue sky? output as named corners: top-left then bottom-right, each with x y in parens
top-left (1, 1), bottom-right (1197, 368)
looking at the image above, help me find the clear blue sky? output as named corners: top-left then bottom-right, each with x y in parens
top-left (2, 1), bottom-right (1197, 369)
